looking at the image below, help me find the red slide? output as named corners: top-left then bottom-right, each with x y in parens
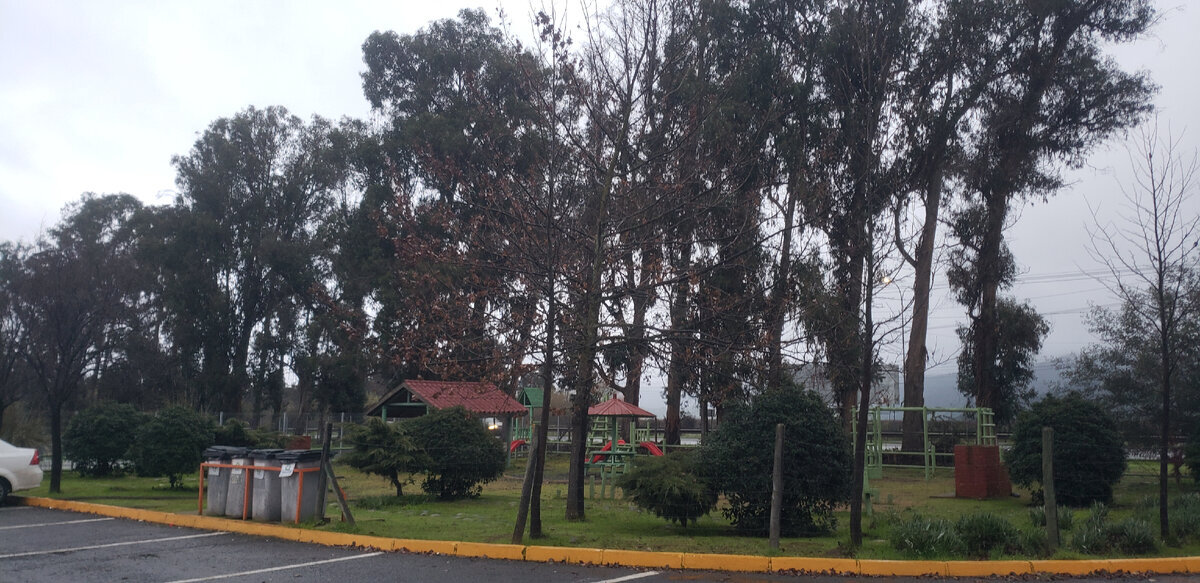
top-left (509, 439), bottom-right (527, 453)
top-left (590, 440), bottom-right (626, 463)
top-left (639, 442), bottom-right (664, 456)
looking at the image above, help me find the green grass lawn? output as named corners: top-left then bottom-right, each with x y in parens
top-left (23, 454), bottom-right (1200, 560)
top-left (25, 472), bottom-right (200, 513)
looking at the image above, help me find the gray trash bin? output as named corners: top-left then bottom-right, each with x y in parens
top-left (224, 449), bottom-right (254, 519)
top-left (277, 450), bottom-right (323, 523)
top-left (203, 446), bottom-right (245, 517)
top-left (250, 449), bottom-right (284, 522)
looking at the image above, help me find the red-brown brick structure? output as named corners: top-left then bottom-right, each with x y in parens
top-left (954, 444), bottom-right (1011, 499)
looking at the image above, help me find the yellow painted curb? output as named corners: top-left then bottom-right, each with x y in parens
top-left (456, 541), bottom-right (526, 561)
top-left (1106, 557), bottom-right (1193, 574)
top-left (601, 549), bottom-right (683, 569)
top-left (14, 496), bottom-right (1200, 577)
top-left (857, 559), bottom-right (948, 576)
top-left (391, 538), bottom-right (457, 555)
top-left (682, 552), bottom-right (770, 572)
top-left (525, 545), bottom-right (604, 565)
top-left (944, 560), bottom-right (1034, 577)
top-left (1030, 559), bottom-right (1110, 576)
top-left (770, 556), bottom-right (858, 574)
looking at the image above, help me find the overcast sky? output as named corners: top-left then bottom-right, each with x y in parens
top-left (1, 1), bottom-right (1197, 415)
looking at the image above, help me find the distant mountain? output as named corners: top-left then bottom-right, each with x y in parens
top-left (920, 361), bottom-right (1065, 408)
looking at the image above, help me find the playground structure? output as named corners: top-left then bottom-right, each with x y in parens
top-left (852, 406), bottom-right (997, 480)
top-left (584, 397), bottom-right (664, 498)
top-left (507, 390), bottom-right (667, 498)
top-left (508, 388), bottom-right (542, 454)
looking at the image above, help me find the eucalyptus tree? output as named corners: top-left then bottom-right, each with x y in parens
top-left (804, 0), bottom-right (919, 547)
top-left (362, 8), bottom-right (571, 537)
top-left (746, 0), bottom-right (828, 391)
top-left (520, 0), bottom-right (770, 517)
top-left (953, 0), bottom-right (1155, 421)
top-left (156, 106), bottom-right (353, 415)
top-left (361, 9), bottom-right (541, 388)
top-left (891, 0), bottom-right (1025, 451)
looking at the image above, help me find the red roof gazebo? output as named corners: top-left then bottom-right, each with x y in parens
top-left (587, 397), bottom-right (655, 450)
top-left (366, 380), bottom-right (526, 420)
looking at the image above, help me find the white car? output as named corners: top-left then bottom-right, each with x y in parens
top-left (0, 439), bottom-right (43, 503)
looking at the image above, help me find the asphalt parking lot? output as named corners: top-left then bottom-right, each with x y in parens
top-left (4, 504), bottom-right (1200, 583)
top-left (1, 505), bottom-right (815, 583)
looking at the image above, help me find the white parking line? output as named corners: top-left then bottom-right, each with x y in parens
top-left (0, 517), bottom-right (115, 530)
top-left (592, 572), bottom-right (659, 583)
top-left (0, 506), bottom-right (32, 511)
top-left (160, 551), bottom-right (384, 582)
top-left (0, 531), bottom-right (228, 559)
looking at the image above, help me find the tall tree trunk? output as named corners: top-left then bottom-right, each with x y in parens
top-left (530, 294), bottom-right (556, 537)
top-left (833, 245), bottom-right (867, 430)
top-left (565, 157), bottom-right (619, 521)
top-left (514, 276), bottom-right (557, 541)
top-left (765, 178), bottom-right (799, 390)
top-left (972, 194), bottom-right (1007, 411)
top-left (901, 173), bottom-right (942, 452)
top-left (48, 399), bottom-right (62, 494)
top-left (850, 251), bottom-right (875, 547)
top-left (623, 246), bottom-right (656, 408)
top-left (664, 237), bottom-right (693, 447)
top-left (1158, 282), bottom-right (1172, 538)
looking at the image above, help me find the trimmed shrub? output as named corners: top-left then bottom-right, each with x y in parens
top-left (405, 407), bottom-right (506, 500)
top-left (130, 406), bottom-right (214, 488)
top-left (213, 420), bottom-right (288, 449)
top-left (340, 418), bottom-right (425, 496)
top-left (213, 419), bottom-right (255, 447)
top-left (617, 452), bottom-right (717, 527)
top-left (64, 402), bottom-right (146, 477)
top-left (955, 512), bottom-right (1018, 558)
top-left (702, 381), bottom-right (851, 536)
top-left (889, 514), bottom-right (963, 558)
top-left (1005, 393), bottom-right (1126, 506)
top-left (247, 427), bottom-right (288, 449)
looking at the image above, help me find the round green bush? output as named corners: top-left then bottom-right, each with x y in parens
top-left (405, 407), bottom-right (506, 500)
top-left (212, 419), bottom-right (255, 447)
top-left (340, 417), bottom-right (424, 496)
top-left (617, 452), bottom-right (717, 527)
top-left (1005, 393), bottom-right (1126, 506)
top-left (701, 381), bottom-right (851, 536)
top-left (130, 406), bottom-right (214, 488)
top-left (64, 402), bottom-right (147, 477)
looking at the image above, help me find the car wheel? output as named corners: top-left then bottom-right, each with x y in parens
top-left (0, 478), bottom-right (10, 505)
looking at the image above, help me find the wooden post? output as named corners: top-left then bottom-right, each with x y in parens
top-left (1043, 426), bottom-right (1058, 552)
top-left (317, 423), bottom-right (332, 521)
top-left (770, 423), bottom-right (784, 550)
